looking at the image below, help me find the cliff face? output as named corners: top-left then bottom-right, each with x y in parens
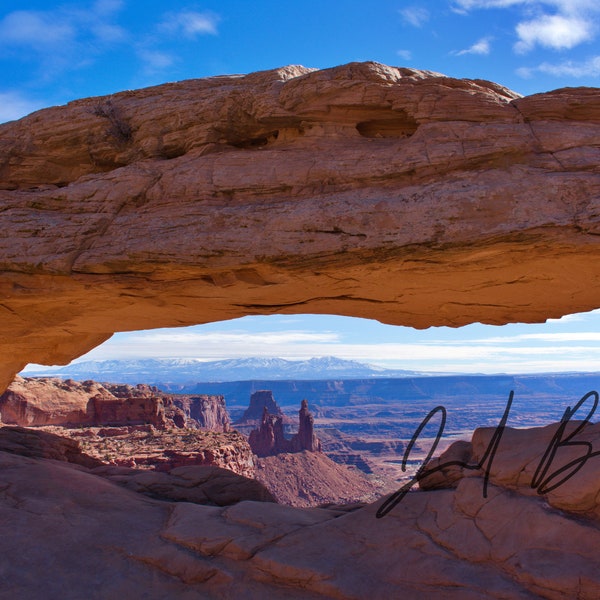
top-left (170, 394), bottom-right (230, 432)
top-left (0, 62), bottom-right (599, 390)
top-left (238, 390), bottom-right (285, 423)
top-left (0, 376), bottom-right (230, 432)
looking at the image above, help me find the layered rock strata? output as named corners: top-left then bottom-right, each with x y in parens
top-left (248, 400), bottom-right (322, 457)
top-left (0, 62), bottom-right (599, 389)
top-left (0, 376), bottom-right (230, 431)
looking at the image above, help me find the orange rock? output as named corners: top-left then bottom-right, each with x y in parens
top-left (0, 62), bottom-right (599, 390)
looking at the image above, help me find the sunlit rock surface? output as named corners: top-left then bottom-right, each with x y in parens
top-left (1, 62), bottom-right (599, 389)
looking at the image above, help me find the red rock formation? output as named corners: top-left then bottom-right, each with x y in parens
top-left (419, 420), bottom-right (600, 519)
top-left (0, 63), bottom-right (599, 390)
top-left (0, 424), bottom-right (103, 468)
top-left (248, 399), bottom-right (322, 457)
top-left (92, 394), bottom-right (167, 428)
top-left (94, 464), bottom-right (276, 506)
top-left (2, 63), bottom-right (600, 598)
top-left (292, 399), bottom-right (322, 453)
top-left (238, 390), bottom-right (285, 423)
top-left (0, 376), bottom-right (231, 432)
top-left (172, 394), bottom-right (230, 432)
top-left (0, 376), bottom-right (110, 426)
top-left (248, 407), bottom-right (290, 457)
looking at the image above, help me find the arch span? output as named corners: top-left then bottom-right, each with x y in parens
top-left (1, 62), bottom-right (599, 391)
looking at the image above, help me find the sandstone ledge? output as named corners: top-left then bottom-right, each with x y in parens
top-left (3, 445), bottom-right (600, 599)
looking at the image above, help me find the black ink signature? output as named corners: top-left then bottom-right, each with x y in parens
top-left (375, 389), bottom-right (599, 519)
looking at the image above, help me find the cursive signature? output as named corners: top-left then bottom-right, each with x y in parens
top-left (376, 389), bottom-right (600, 518)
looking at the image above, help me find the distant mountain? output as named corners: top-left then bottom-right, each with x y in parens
top-left (22, 356), bottom-right (422, 385)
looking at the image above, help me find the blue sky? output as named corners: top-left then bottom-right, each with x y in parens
top-left (4, 1), bottom-right (600, 374)
top-left (30, 311), bottom-right (600, 374)
top-left (2, 0), bottom-right (600, 122)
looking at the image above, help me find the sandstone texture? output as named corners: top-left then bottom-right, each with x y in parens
top-left (0, 375), bottom-right (230, 431)
top-left (2, 62), bottom-right (600, 598)
top-left (420, 418), bottom-right (600, 519)
top-left (41, 424), bottom-right (256, 477)
top-left (0, 62), bottom-right (599, 389)
top-left (4, 433), bottom-right (600, 599)
top-left (0, 424), bottom-right (103, 468)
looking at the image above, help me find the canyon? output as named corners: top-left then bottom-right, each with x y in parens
top-left (1, 62), bottom-right (600, 597)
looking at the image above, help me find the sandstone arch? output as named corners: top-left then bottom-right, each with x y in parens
top-left (1, 62), bottom-right (599, 392)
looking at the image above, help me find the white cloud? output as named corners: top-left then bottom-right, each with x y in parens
top-left (518, 55), bottom-right (600, 77)
top-left (514, 13), bottom-right (594, 52)
top-left (453, 1), bottom-right (600, 53)
top-left (91, 23), bottom-right (127, 43)
top-left (454, 0), bottom-right (599, 10)
top-left (455, 36), bottom-right (492, 55)
top-left (160, 11), bottom-right (220, 37)
top-left (0, 91), bottom-right (45, 123)
top-left (0, 10), bottom-right (74, 49)
top-left (397, 49), bottom-right (413, 60)
top-left (138, 49), bottom-right (175, 71)
top-left (399, 6), bottom-right (430, 27)
top-left (538, 55), bottom-right (600, 75)
top-left (139, 330), bottom-right (340, 346)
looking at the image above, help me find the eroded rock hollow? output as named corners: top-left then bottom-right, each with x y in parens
top-left (1, 61), bottom-right (600, 391)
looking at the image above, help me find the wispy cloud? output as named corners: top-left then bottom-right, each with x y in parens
top-left (0, 2), bottom-right (127, 76)
top-left (454, 36), bottom-right (492, 55)
top-left (518, 55), bottom-right (600, 77)
top-left (137, 49), bottom-right (176, 72)
top-left (453, 0), bottom-right (600, 53)
top-left (397, 49), bottom-right (413, 60)
top-left (159, 10), bottom-right (220, 38)
top-left (48, 307), bottom-right (600, 375)
top-left (139, 330), bottom-right (340, 346)
top-left (399, 6), bottom-right (430, 27)
top-left (0, 10), bottom-right (74, 49)
top-left (0, 91), bottom-right (45, 123)
top-left (93, 0), bottom-right (124, 15)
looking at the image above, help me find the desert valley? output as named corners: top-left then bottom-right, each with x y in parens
top-left (3, 361), bottom-right (600, 598)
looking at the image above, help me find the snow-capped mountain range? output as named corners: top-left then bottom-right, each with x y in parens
top-left (22, 356), bottom-right (422, 385)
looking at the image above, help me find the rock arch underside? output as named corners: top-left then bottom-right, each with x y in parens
top-left (1, 62), bottom-right (600, 391)
top-left (2, 62), bottom-right (600, 599)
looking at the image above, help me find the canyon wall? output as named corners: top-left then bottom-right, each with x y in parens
top-left (0, 62), bottom-right (599, 391)
top-left (0, 376), bottom-right (230, 431)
